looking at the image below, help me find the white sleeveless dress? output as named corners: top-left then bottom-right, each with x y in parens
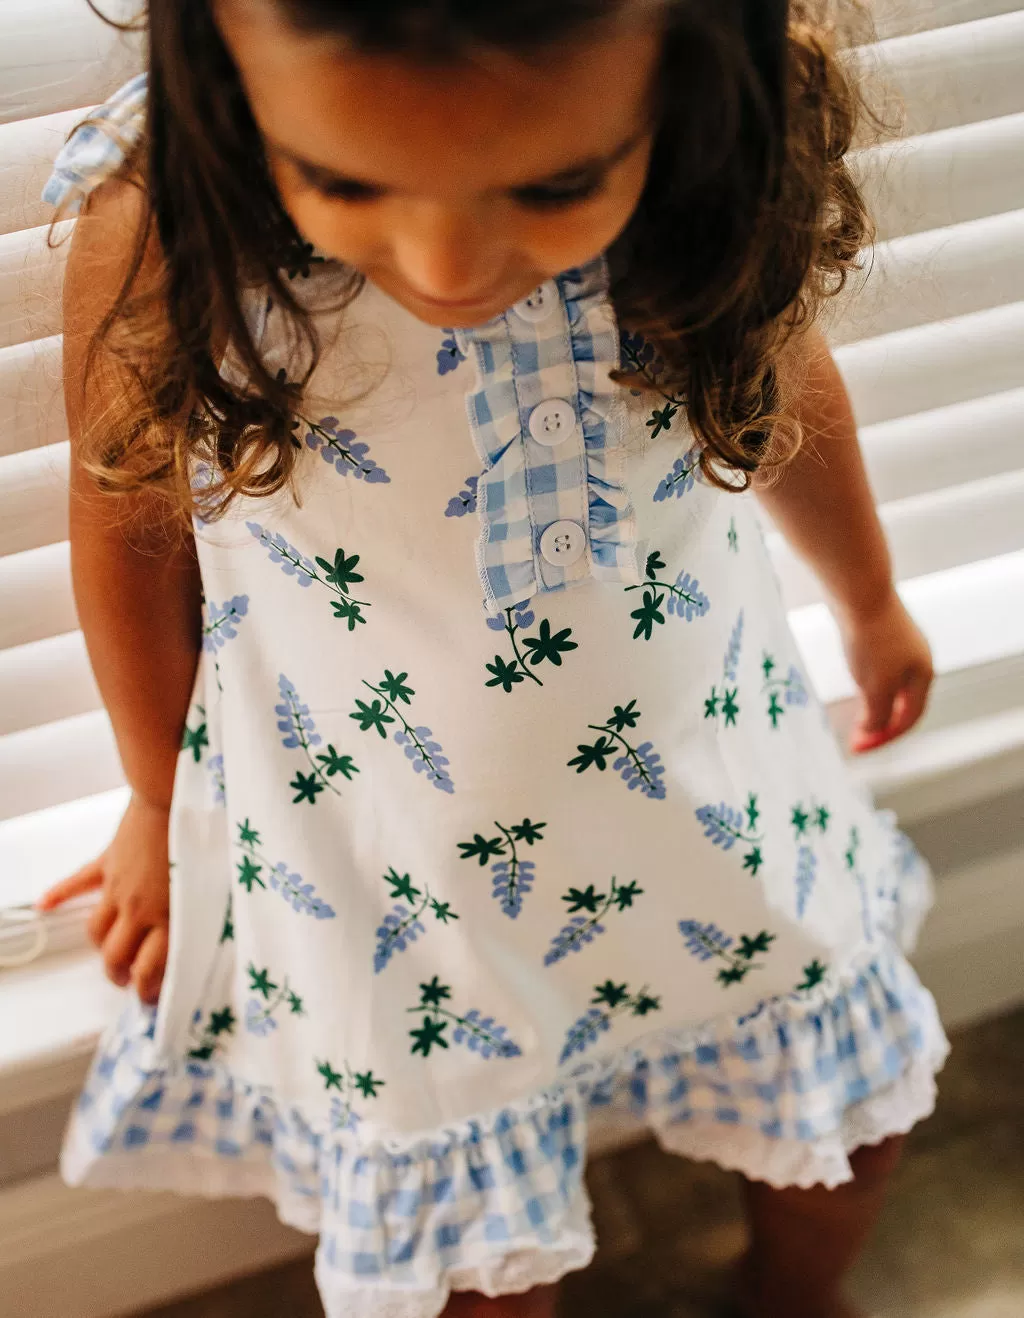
top-left (44, 75), bottom-right (948, 1318)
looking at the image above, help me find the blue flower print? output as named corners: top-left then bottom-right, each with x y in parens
top-left (694, 792), bottom-right (763, 875)
top-left (654, 442), bottom-right (703, 502)
top-left (234, 817), bottom-right (336, 919)
top-left (314, 1060), bottom-right (386, 1133)
top-left (276, 673), bottom-right (358, 804)
top-left (247, 524), bottom-right (372, 630)
top-left (244, 962), bottom-right (305, 1037)
top-left (678, 921), bottom-right (776, 987)
top-left (374, 867), bottom-right (459, 972)
top-left (303, 415), bottom-right (390, 483)
top-left (761, 652), bottom-right (809, 727)
top-left (559, 980), bottom-right (661, 1066)
top-left (845, 825), bottom-right (874, 942)
top-left (457, 817), bottom-right (546, 919)
top-left (436, 330), bottom-right (467, 375)
top-left (568, 699), bottom-right (666, 800)
top-left (207, 753), bottom-right (226, 807)
top-left (445, 474), bottom-right (479, 517)
top-left (545, 877), bottom-right (644, 966)
top-left (624, 551), bottom-right (710, 641)
top-left (202, 595), bottom-right (249, 653)
top-left (794, 846), bottom-right (817, 918)
top-left (705, 610), bottom-right (744, 729)
top-left (406, 976), bottom-right (521, 1060)
top-left (351, 669), bottom-right (455, 793)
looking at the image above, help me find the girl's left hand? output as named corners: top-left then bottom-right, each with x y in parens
top-left (838, 590), bottom-right (934, 754)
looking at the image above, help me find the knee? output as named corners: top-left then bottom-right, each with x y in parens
top-left (848, 1134), bottom-right (905, 1186)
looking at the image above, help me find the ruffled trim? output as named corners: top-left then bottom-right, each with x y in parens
top-left (456, 258), bottom-right (642, 613)
top-left (61, 943), bottom-right (947, 1317)
top-left (41, 72), bottom-right (147, 214)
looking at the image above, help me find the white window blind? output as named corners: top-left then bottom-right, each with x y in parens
top-left (1, 1), bottom-right (1023, 956)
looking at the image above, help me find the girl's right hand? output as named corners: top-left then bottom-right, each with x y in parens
top-left (34, 794), bottom-right (172, 1006)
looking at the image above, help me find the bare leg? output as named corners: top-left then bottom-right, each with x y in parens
top-left (442, 1283), bottom-right (558, 1318)
top-left (736, 1135), bottom-right (905, 1318)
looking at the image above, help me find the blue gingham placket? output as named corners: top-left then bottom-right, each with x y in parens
top-left (454, 257), bottom-right (643, 614)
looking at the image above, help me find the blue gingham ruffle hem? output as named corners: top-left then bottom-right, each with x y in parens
top-left (61, 942), bottom-right (948, 1318)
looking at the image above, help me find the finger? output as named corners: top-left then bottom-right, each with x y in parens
top-left (101, 913), bottom-right (151, 988)
top-left (130, 924), bottom-right (168, 1006)
top-left (87, 894), bottom-right (119, 948)
top-left (887, 670), bottom-right (931, 741)
top-left (850, 682), bottom-right (899, 752)
top-left (34, 859), bottom-right (104, 911)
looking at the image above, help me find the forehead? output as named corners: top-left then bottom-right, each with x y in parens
top-left (216, 2), bottom-right (663, 190)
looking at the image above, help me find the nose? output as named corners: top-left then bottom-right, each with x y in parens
top-left (390, 204), bottom-right (506, 303)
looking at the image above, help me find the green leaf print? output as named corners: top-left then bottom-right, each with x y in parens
top-left (219, 895), bottom-right (234, 944)
top-left (520, 618), bottom-right (579, 667)
top-left (351, 672), bottom-right (455, 793)
top-left (559, 981), bottom-right (662, 1064)
top-left (405, 978), bottom-right (522, 1060)
top-left (290, 770), bottom-right (324, 805)
top-left (316, 745), bottom-right (359, 780)
top-left (181, 707), bottom-right (209, 763)
top-left (457, 817), bottom-right (545, 918)
top-left (678, 920), bottom-right (777, 987)
top-left (315, 547), bottom-right (365, 593)
top-left (727, 517), bottom-right (739, 552)
top-left (313, 1058), bottom-right (386, 1132)
top-left (545, 876), bottom-right (646, 965)
top-left (247, 523), bottom-right (373, 630)
top-left (245, 962), bottom-right (305, 1036)
top-left (623, 552), bottom-right (710, 640)
top-left (629, 587), bottom-right (665, 641)
top-left (350, 698), bottom-right (394, 736)
top-left (483, 604), bottom-right (577, 693)
top-left (187, 1005), bottom-right (236, 1060)
top-left (569, 701), bottom-right (666, 799)
top-left (796, 959), bottom-right (829, 992)
top-left (647, 400), bottom-right (679, 438)
top-left (761, 651), bottom-right (809, 726)
top-left (375, 868), bottom-right (459, 972)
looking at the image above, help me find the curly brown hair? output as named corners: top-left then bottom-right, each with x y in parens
top-left (64, 0), bottom-right (878, 524)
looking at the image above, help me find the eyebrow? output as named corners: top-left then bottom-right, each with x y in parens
top-left (265, 124), bottom-right (648, 193)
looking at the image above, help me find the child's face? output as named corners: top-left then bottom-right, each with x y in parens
top-left (216, 1), bottom-right (662, 327)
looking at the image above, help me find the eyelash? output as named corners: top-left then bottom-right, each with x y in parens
top-left (305, 173), bottom-right (605, 209)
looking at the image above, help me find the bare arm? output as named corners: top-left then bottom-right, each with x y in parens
top-left (756, 324), bottom-right (933, 752)
top-left (37, 177), bottom-right (207, 1004)
top-left (64, 178), bottom-right (203, 808)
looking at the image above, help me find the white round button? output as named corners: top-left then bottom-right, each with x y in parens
top-left (513, 282), bottom-right (559, 323)
top-left (539, 519), bottom-right (587, 568)
top-left (528, 399), bottom-right (578, 448)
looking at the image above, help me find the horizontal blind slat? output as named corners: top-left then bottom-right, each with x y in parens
top-left (853, 10), bottom-right (1024, 136)
top-left (834, 299), bottom-right (1024, 426)
top-left (0, 442), bottom-right (68, 558)
top-left (0, 708), bottom-right (123, 823)
top-left (851, 112), bottom-right (1024, 243)
top-left (0, 0), bottom-right (142, 125)
top-left (0, 542), bottom-right (76, 651)
top-left (859, 385), bottom-right (1024, 504)
top-left (0, 107), bottom-right (92, 237)
top-left (0, 786), bottom-right (129, 908)
top-left (873, 0), bottom-right (1024, 40)
top-left (0, 222), bottom-right (70, 352)
top-left (0, 630), bottom-right (99, 739)
top-left (0, 335), bottom-right (66, 459)
top-left (769, 469), bottom-right (1024, 610)
top-left (830, 208), bottom-right (1024, 345)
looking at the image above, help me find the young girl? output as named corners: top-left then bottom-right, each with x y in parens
top-left (37, 1), bottom-right (948, 1315)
